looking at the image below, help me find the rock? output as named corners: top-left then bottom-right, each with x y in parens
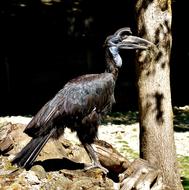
top-left (31, 165), bottom-right (47, 179)
top-left (23, 170), bottom-right (40, 185)
top-left (0, 121), bottom-right (115, 189)
top-left (0, 136), bottom-right (14, 154)
top-left (0, 122), bottom-right (14, 154)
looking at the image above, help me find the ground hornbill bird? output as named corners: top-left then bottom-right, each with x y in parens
top-left (11, 27), bottom-right (153, 173)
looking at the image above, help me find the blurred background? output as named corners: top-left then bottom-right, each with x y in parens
top-left (0, 0), bottom-right (188, 116)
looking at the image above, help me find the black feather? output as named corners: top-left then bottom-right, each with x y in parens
top-left (11, 128), bottom-right (56, 168)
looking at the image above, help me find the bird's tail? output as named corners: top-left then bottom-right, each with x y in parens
top-left (11, 128), bottom-right (56, 169)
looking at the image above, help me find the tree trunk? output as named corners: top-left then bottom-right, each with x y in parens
top-left (135, 0), bottom-right (183, 189)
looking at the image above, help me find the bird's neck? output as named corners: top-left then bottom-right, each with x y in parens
top-left (105, 49), bottom-right (119, 80)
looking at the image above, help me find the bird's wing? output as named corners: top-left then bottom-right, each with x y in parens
top-left (24, 94), bottom-right (64, 137)
top-left (24, 73), bottom-right (115, 137)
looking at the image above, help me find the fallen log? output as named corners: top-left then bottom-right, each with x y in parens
top-left (94, 140), bottom-right (164, 190)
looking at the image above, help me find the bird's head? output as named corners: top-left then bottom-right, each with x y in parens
top-left (104, 27), bottom-right (154, 68)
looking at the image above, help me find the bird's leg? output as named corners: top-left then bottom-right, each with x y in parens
top-left (83, 143), bottom-right (108, 174)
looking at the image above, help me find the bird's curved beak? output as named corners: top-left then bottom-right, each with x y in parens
top-left (118, 35), bottom-right (154, 50)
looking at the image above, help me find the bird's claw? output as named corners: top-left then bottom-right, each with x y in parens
top-left (84, 163), bottom-right (109, 174)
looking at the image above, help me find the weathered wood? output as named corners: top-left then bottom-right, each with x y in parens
top-left (94, 140), bottom-right (131, 174)
top-left (119, 158), bottom-right (163, 190)
top-left (94, 140), bottom-right (163, 190)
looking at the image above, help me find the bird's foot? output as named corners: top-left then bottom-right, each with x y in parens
top-left (84, 162), bottom-right (109, 174)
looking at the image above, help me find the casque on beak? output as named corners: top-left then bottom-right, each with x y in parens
top-left (118, 35), bottom-right (154, 50)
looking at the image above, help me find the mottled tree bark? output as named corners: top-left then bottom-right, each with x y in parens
top-left (135, 0), bottom-right (183, 189)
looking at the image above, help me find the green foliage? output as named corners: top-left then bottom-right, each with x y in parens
top-left (182, 178), bottom-right (189, 190)
top-left (178, 156), bottom-right (189, 190)
top-left (174, 106), bottom-right (189, 132)
top-left (116, 140), bottom-right (138, 161)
